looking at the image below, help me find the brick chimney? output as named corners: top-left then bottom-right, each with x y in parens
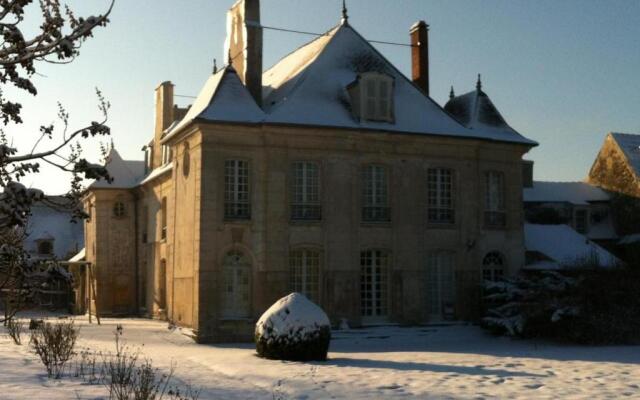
top-left (410, 21), bottom-right (429, 96)
top-left (154, 81), bottom-right (174, 168)
top-left (225, 0), bottom-right (263, 107)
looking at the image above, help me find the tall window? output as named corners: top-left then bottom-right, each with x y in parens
top-left (362, 165), bottom-right (390, 222)
top-left (574, 209), bottom-right (588, 234)
top-left (427, 168), bottom-right (454, 223)
top-left (360, 249), bottom-right (389, 319)
top-left (289, 249), bottom-right (320, 303)
top-left (37, 240), bottom-right (54, 256)
top-left (160, 197), bottom-right (167, 240)
top-left (222, 250), bottom-right (251, 318)
top-left (427, 251), bottom-right (455, 319)
top-left (142, 205), bottom-right (149, 244)
top-left (482, 251), bottom-right (505, 282)
top-left (224, 160), bottom-right (250, 220)
top-left (291, 162), bottom-right (321, 221)
top-left (485, 171), bottom-right (506, 228)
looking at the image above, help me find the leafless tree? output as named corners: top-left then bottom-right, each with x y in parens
top-left (0, 0), bottom-right (114, 322)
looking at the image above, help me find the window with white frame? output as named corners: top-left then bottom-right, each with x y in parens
top-left (113, 200), bottom-right (126, 218)
top-left (348, 72), bottom-right (394, 122)
top-left (289, 249), bottom-right (320, 303)
top-left (224, 159), bottom-right (250, 220)
top-left (360, 249), bottom-right (389, 319)
top-left (482, 251), bottom-right (505, 282)
top-left (291, 162), bottom-right (321, 221)
top-left (161, 144), bottom-right (172, 165)
top-left (485, 171), bottom-right (506, 228)
top-left (427, 168), bottom-right (454, 224)
top-left (222, 250), bottom-right (251, 318)
top-left (426, 251), bottom-right (455, 319)
top-left (362, 164), bottom-right (390, 222)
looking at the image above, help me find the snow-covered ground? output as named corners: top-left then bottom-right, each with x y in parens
top-left (1, 315), bottom-right (639, 399)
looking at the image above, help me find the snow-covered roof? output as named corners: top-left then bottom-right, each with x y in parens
top-left (25, 198), bottom-right (84, 260)
top-left (69, 247), bottom-right (86, 262)
top-left (610, 132), bottom-right (640, 179)
top-left (444, 80), bottom-right (534, 145)
top-left (139, 163), bottom-right (173, 186)
top-left (163, 23), bottom-right (537, 147)
top-left (524, 223), bottom-right (619, 269)
top-left (523, 181), bottom-right (610, 205)
top-left (89, 148), bottom-right (145, 189)
top-left (618, 233), bottom-right (640, 246)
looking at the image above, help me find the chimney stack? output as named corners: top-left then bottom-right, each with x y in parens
top-left (410, 21), bottom-right (429, 96)
top-left (154, 81), bottom-right (174, 168)
top-left (225, 0), bottom-right (263, 107)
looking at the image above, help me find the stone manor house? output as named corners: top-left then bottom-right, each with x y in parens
top-left (82, 0), bottom-right (537, 342)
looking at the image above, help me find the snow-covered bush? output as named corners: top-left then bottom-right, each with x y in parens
top-left (482, 271), bottom-right (579, 338)
top-left (482, 267), bottom-right (640, 344)
top-left (255, 293), bottom-right (331, 361)
top-left (31, 320), bottom-right (79, 378)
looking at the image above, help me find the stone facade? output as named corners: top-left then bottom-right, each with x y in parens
top-left (588, 133), bottom-right (640, 198)
top-left (82, 0), bottom-right (536, 343)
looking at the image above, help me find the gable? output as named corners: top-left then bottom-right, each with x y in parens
top-left (588, 133), bottom-right (640, 197)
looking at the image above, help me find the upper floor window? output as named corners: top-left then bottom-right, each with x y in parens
top-left (362, 164), bottom-right (390, 222)
top-left (485, 171), bottom-right (506, 228)
top-left (291, 161), bottom-right (321, 221)
top-left (574, 209), bottom-right (588, 234)
top-left (113, 200), bottom-right (126, 218)
top-left (427, 168), bottom-right (454, 224)
top-left (161, 144), bottom-right (172, 165)
top-left (347, 72), bottom-right (394, 123)
top-left (290, 249), bottom-right (321, 303)
top-left (224, 159), bottom-right (250, 220)
top-left (144, 145), bottom-right (153, 172)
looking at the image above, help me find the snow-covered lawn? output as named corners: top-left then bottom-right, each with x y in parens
top-left (1, 315), bottom-right (639, 399)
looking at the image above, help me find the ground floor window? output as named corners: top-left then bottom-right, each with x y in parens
top-left (222, 250), bottom-right (251, 318)
top-left (427, 251), bottom-right (455, 320)
top-left (360, 249), bottom-right (389, 320)
top-left (290, 249), bottom-right (320, 303)
top-left (482, 251), bottom-right (506, 282)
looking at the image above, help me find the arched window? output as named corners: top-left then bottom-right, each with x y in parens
top-left (289, 249), bottom-right (320, 302)
top-left (113, 201), bottom-right (126, 218)
top-left (182, 144), bottom-right (190, 178)
top-left (482, 251), bottom-right (505, 281)
top-left (222, 250), bottom-right (251, 318)
top-left (360, 249), bottom-right (390, 320)
top-left (37, 240), bottom-right (54, 256)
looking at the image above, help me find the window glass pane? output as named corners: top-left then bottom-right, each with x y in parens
top-left (360, 250), bottom-right (389, 318)
top-left (290, 249), bottom-right (320, 302)
top-left (427, 168), bottom-right (454, 223)
top-left (291, 162), bottom-right (321, 220)
top-left (362, 165), bottom-right (390, 222)
top-left (225, 160), bottom-right (250, 219)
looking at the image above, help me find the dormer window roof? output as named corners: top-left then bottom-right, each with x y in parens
top-left (347, 72), bottom-right (395, 123)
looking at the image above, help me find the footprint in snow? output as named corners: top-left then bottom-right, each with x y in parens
top-left (491, 378), bottom-right (505, 385)
top-left (377, 384), bottom-right (402, 390)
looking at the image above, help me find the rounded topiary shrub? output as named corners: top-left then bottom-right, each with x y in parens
top-left (255, 293), bottom-right (331, 361)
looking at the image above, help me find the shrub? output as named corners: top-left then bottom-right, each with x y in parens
top-left (255, 293), bottom-right (331, 361)
top-left (482, 266), bottom-right (640, 344)
top-left (6, 317), bottom-right (24, 345)
top-left (31, 320), bottom-right (79, 378)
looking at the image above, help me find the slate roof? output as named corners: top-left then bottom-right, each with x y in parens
top-left (163, 22), bottom-right (537, 147)
top-left (610, 132), bottom-right (640, 179)
top-left (89, 148), bottom-right (145, 189)
top-left (523, 181), bottom-right (610, 205)
top-left (524, 223), bottom-right (619, 269)
top-left (444, 79), bottom-right (534, 145)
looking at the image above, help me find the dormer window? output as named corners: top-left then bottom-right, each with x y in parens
top-left (348, 72), bottom-right (394, 123)
top-left (161, 144), bottom-right (172, 165)
top-left (37, 239), bottom-right (54, 256)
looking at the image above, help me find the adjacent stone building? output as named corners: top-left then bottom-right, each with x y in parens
top-left (82, 0), bottom-right (537, 342)
top-left (588, 132), bottom-right (640, 198)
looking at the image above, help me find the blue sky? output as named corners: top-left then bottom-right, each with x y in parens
top-left (11, 0), bottom-right (640, 194)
